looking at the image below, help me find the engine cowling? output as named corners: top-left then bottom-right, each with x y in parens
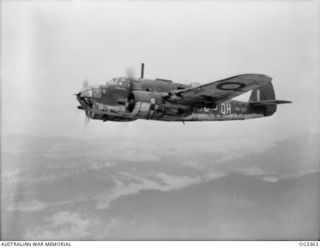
top-left (127, 91), bottom-right (192, 119)
top-left (127, 91), bottom-right (166, 118)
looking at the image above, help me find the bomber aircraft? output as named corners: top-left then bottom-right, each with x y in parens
top-left (75, 63), bottom-right (291, 122)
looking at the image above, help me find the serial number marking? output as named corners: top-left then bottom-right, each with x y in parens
top-left (235, 106), bottom-right (247, 112)
top-left (220, 103), bottom-right (231, 115)
top-left (200, 103), bottom-right (232, 115)
top-left (198, 103), bottom-right (249, 114)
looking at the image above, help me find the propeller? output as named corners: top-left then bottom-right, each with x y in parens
top-left (77, 79), bottom-right (92, 125)
top-left (82, 79), bottom-right (89, 89)
top-left (84, 110), bottom-right (90, 125)
top-left (125, 63), bottom-right (144, 78)
top-left (126, 67), bottom-right (135, 79)
top-left (125, 63), bottom-right (145, 112)
top-left (125, 66), bottom-right (136, 110)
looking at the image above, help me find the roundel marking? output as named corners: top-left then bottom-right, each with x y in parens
top-left (216, 82), bottom-right (246, 91)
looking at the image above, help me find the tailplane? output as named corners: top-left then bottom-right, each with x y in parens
top-left (250, 100), bottom-right (292, 106)
top-left (249, 82), bottom-right (291, 116)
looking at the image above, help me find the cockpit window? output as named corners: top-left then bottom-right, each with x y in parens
top-left (107, 78), bottom-right (117, 86)
top-left (118, 79), bottom-right (128, 88)
top-left (93, 87), bottom-right (101, 98)
top-left (132, 81), bottom-right (141, 89)
top-left (107, 78), bottom-right (130, 88)
top-left (81, 89), bottom-right (93, 97)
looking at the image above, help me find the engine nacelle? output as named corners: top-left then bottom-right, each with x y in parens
top-left (127, 91), bottom-right (165, 118)
top-left (127, 91), bottom-right (191, 119)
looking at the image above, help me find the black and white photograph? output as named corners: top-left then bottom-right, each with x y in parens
top-left (1, 0), bottom-right (319, 241)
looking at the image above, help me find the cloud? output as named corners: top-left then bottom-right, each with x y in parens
top-left (233, 166), bottom-right (266, 177)
top-left (61, 161), bottom-right (115, 176)
top-left (181, 156), bottom-right (269, 179)
top-left (160, 137), bottom-right (276, 157)
top-left (6, 200), bottom-right (49, 213)
top-left (181, 160), bottom-right (206, 170)
top-left (155, 173), bottom-right (201, 190)
top-left (25, 211), bottom-right (118, 240)
top-left (2, 158), bottom-right (115, 186)
top-left (261, 176), bottom-right (279, 183)
top-left (96, 172), bottom-right (207, 210)
top-left (117, 151), bottom-right (160, 162)
top-left (2, 168), bottom-right (21, 184)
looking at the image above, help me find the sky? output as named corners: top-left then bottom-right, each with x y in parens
top-left (1, 0), bottom-right (319, 141)
top-left (1, 0), bottom-right (320, 241)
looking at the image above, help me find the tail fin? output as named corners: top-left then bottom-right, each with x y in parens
top-left (249, 82), bottom-right (291, 116)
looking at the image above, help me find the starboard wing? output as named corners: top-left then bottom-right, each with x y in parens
top-left (165, 74), bottom-right (272, 107)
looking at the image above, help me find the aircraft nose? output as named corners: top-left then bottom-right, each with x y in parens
top-left (78, 91), bottom-right (84, 98)
top-left (76, 87), bottom-right (93, 109)
top-left (75, 92), bottom-right (84, 108)
top-left (79, 87), bottom-right (93, 98)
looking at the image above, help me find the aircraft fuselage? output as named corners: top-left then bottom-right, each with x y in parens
top-left (76, 74), bottom-right (288, 122)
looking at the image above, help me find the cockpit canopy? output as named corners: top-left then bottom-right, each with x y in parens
top-left (80, 87), bottom-right (93, 98)
top-left (107, 77), bottom-right (130, 88)
top-left (80, 86), bottom-right (103, 98)
top-left (106, 77), bottom-right (141, 90)
top-left (80, 78), bottom-right (141, 100)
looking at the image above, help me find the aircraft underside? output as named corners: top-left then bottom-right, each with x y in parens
top-left (159, 112), bottom-right (265, 122)
top-left (88, 100), bottom-right (267, 122)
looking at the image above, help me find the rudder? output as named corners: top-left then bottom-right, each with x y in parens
top-left (249, 82), bottom-right (277, 116)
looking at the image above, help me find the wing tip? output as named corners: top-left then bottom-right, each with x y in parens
top-left (250, 100), bottom-right (292, 106)
top-left (277, 100), bottom-right (292, 104)
top-left (238, 73), bottom-right (272, 82)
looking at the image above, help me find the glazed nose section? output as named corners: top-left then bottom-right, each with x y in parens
top-left (76, 87), bottom-right (93, 109)
top-left (79, 87), bottom-right (93, 98)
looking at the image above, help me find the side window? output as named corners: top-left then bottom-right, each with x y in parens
top-left (133, 81), bottom-right (141, 89)
top-left (107, 79), bottom-right (117, 86)
top-left (93, 88), bottom-right (101, 98)
top-left (101, 88), bottom-right (107, 94)
top-left (118, 79), bottom-right (129, 88)
top-left (82, 89), bottom-right (93, 97)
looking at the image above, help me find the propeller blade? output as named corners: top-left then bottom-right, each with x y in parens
top-left (83, 79), bottom-right (89, 89)
top-left (126, 67), bottom-right (135, 79)
top-left (84, 110), bottom-right (90, 124)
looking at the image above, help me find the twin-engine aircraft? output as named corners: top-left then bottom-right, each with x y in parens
top-left (75, 63), bottom-right (291, 122)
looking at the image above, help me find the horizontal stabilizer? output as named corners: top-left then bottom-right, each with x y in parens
top-left (250, 100), bottom-right (292, 106)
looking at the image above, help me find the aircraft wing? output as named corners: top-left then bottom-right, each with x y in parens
top-left (165, 74), bottom-right (272, 107)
